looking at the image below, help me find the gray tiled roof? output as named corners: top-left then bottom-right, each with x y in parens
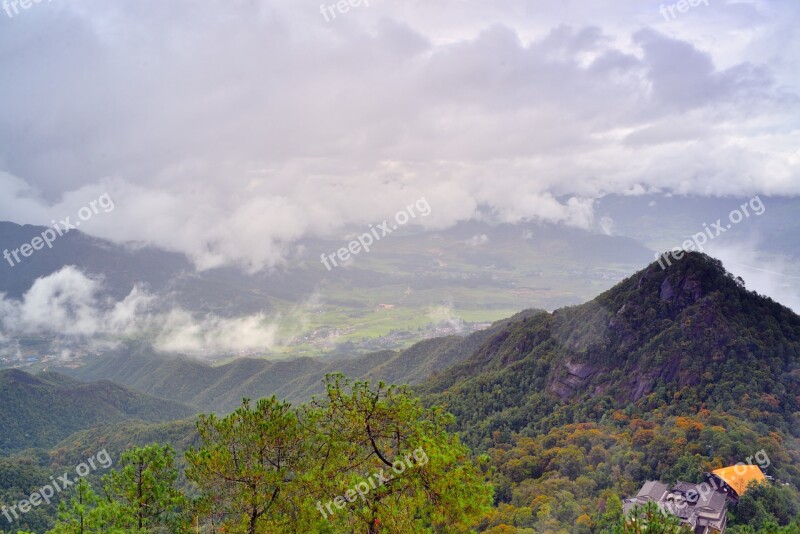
top-left (625, 479), bottom-right (730, 533)
top-left (637, 480), bottom-right (669, 501)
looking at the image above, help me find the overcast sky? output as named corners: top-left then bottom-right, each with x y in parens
top-left (0, 0), bottom-right (797, 271)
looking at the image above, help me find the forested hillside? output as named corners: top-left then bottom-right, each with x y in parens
top-left (416, 252), bottom-right (800, 532)
top-left (0, 370), bottom-right (195, 453)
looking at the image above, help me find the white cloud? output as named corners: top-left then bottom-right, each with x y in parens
top-left (153, 310), bottom-right (280, 355)
top-left (0, 267), bottom-right (285, 356)
top-left (8, 266), bottom-right (106, 336)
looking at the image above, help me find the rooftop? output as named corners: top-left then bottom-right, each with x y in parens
top-left (712, 465), bottom-right (766, 498)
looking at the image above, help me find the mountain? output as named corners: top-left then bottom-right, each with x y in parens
top-left (57, 251), bottom-right (800, 450)
top-left (0, 221), bottom-right (282, 313)
top-left (60, 310), bottom-right (542, 412)
top-left (0, 369), bottom-right (196, 453)
top-left (62, 251), bottom-right (800, 438)
top-left (5, 252), bottom-right (800, 532)
top-left (412, 251), bottom-right (800, 531)
top-left (420, 251), bottom-right (800, 447)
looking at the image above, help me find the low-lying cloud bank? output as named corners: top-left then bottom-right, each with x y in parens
top-left (0, 266), bottom-right (285, 357)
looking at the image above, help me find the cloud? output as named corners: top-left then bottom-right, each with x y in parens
top-left (709, 242), bottom-right (800, 313)
top-left (4, 266), bottom-right (109, 336)
top-left (465, 234), bottom-right (489, 247)
top-left (0, 267), bottom-right (285, 356)
top-left (153, 310), bottom-right (280, 355)
top-left (0, 0), bottom-right (796, 271)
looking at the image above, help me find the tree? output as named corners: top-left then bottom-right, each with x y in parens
top-left (48, 479), bottom-right (99, 534)
top-left (304, 374), bottom-right (494, 533)
top-left (102, 444), bottom-right (189, 533)
top-left (596, 494), bottom-right (624, 531)
top-left (612, 501), bottom-right (693, 533)
top-left (47, 479), bottom-right (127, 534)
top-left (185, 396), bottom-right (309, 534)
top-left (186, 375), bottom-right (493, 533)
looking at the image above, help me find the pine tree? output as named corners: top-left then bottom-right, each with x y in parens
top-left (102, 444), bottom-right (189, 533)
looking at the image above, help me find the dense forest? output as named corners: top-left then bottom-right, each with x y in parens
top-left (1, 376), bottom-right (797, 533)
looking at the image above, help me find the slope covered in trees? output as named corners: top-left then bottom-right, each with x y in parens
top-left (2, 376), bottom-right (492, 534)
top-left (420, 252), bottom-right (800, 448)
top-left (2, 253), bottom-right (799, 533)
top-left (0, 370), bottom-right (195, 453)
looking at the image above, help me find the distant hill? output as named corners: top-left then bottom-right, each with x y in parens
top-left (0, 221), bottom-right (283, 314)
top-left (0, 369), bottom-right (196, 453)
top-left (61, 310), bottom-right (542, 412)
top-left (0, 219), bottom-right (653, 307)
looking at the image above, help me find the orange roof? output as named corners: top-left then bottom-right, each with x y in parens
top-left (712, 465), bottom-right (766, 496)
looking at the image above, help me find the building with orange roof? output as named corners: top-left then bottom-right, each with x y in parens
top-left (710, 465), bottom-right (766, 500)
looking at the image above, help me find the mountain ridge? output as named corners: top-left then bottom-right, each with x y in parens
top-left (59, 310), bottom-right (542, 411)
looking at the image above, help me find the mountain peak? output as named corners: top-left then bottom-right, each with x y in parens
top-left (424, 251), bottom-right (800, 441)
top-left (641, 252), bottom-right (736, 305)
top-left (591, 251), bottom-right (751, 318)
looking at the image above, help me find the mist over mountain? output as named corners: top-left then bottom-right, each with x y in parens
top-left (4, 202), bottom-right (799, 367)
top-left (0, 217), bottom-right (660, 364)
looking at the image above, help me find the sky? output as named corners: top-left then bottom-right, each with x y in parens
top-left (0, 0), bottom-right (798, 272)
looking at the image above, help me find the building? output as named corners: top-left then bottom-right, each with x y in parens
top-left (623, 465), bottom-right (767, 534)
top-left (623, 479), bottom-right (728, 533)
